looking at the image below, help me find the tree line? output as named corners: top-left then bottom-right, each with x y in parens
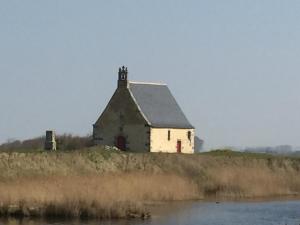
top-left (0, 134), bottom-right (94, 152)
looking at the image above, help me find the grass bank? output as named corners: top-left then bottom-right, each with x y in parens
top-left (0, 147), bottom-right (299, 219)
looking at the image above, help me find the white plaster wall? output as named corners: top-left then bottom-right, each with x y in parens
top-left (150, 128), bottom-right (195, 154)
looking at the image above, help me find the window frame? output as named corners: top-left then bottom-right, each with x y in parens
top-left (187, 131), bottom-right (192, 141)
top-left (168, 130), bottom-right (171, 141)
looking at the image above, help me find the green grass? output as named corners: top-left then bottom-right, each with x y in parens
top-left (200, 149), bottom-right (299, 159)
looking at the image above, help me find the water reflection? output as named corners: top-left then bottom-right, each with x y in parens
top-left (0, 200), bottom-right (299, 225)
top-left (0, 218), bottom-right (144, 225)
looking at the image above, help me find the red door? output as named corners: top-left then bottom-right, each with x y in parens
top-left (116, 136), bottom-right (126, 151)
top-left (177, 140), bottom-right (182, 153)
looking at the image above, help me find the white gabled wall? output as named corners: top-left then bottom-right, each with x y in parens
top-left (150, 128), bottom-right (194, 154)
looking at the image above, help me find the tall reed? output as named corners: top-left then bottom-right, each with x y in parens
top-left (0, 173), bottom-right (198, 219)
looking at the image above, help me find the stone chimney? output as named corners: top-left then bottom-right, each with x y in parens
top-left (118, 66), bottom-right (128, 88)
top-left (45, 130), bottom-right (57, 151)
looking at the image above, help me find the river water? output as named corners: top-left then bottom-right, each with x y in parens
top-left (0, 200), bottom-right (299, 225)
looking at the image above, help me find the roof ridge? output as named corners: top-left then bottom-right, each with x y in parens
top-left (129, 81), bottom-right (167, 86)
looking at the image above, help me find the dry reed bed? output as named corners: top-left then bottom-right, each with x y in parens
top-left (202, 166), bottom-right (300, 198)
top-left (0, 174), bottom-right (198, 219)
top-left (0, 148), bottom-right (299, 219)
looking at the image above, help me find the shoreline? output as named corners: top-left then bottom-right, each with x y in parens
top-left (1, 188), bottom-right (300, 220)
top-left (2, 196), bottom-right (300, 221)
top-left (203, 193), bottom-right (300, 203)
top-left (145, 194), bottom-right (300, 209)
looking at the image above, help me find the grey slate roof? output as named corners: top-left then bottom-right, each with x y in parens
top-left (128, 82), bottom-right (194, 129)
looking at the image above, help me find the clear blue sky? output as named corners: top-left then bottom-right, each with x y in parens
top-left (0, 1), bottom-right (300, 149)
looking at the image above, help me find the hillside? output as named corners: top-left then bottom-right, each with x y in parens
top-left (0, 147), bottom-right (299, 219)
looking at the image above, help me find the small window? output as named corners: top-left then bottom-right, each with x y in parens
top-left (187, 131), bottom-right (192, 141)
top-left (168, 130), bottom-right (171, 141)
